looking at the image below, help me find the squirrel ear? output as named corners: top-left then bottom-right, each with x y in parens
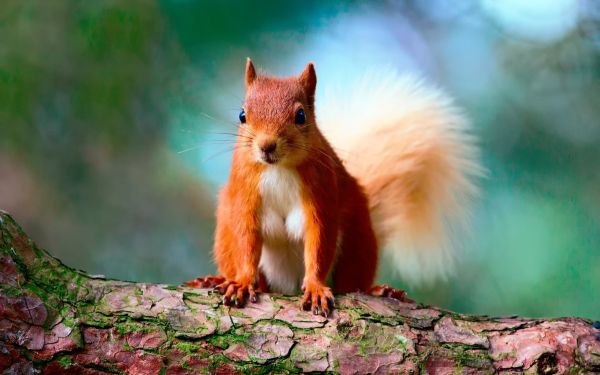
top-left (245, 58), bottom-right (257, 88)
top-left (299, 62), bottom-right (317, 101)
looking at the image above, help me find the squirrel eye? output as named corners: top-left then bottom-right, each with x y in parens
top-left (239, 109), bottom-right (246, 124)
top-left (295, 108), bottom-right (306, 125)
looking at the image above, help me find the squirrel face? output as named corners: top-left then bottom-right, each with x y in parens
top-left (239, 59), bottom-right (317, 167)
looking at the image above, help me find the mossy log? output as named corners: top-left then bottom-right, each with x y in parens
top-left (0, 211), bottom-right (599, 374)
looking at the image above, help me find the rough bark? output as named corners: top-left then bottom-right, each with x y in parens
top-left (0, 211), bottom-right (599, 375)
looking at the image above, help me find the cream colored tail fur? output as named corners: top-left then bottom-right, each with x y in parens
top-left (317, 70), bottom-right (482, 286)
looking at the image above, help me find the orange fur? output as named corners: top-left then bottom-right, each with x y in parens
top-left (318, 72), bottom-right (483, 285)
top-left (212, 59), bottom-right (378, 315)
top-left (209, 60), bottom-right (480, 315)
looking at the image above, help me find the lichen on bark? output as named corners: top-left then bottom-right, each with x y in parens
top-left (0, 210), bottom-right (599, 374)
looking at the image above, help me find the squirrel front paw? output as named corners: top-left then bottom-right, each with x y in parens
top-left (214, 279), bottom-right (258, 308)
top-left (301, 280), bottom-right (334, 317)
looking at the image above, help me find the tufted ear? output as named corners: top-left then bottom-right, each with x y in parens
top-left (245, 58), bottom-right (257, 88)
top-left (298, 62), bottom-right (317, 102)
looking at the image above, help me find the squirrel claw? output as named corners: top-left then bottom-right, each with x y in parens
top-left (214, 280), bottom-right (257, 308)
top-left (302, 300), bottom-right (311, 311)
top-left (249, 293), bottom-right (258, 303)
top-left (301, 281), bottom-right (334, 318)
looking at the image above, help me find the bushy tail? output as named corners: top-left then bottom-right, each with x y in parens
top-left (318, 69), bottom-right (483, 286)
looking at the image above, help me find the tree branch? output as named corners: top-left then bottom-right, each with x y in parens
top-left (0, 210), bottom-right (598, 374)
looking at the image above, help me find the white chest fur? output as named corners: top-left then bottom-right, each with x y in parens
top-left (258, 167), bottom-right (306, 294)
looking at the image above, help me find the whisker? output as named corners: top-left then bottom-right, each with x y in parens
top-left (208, 131), bottom-right (254, 141)
top-left (207, 122), bottom-right (256, 138)
top-left (177, 140), bottom-right (250, 154)
top-left (208, 131), bottom-right (240, 136)
top-left (291, 142), bottom-right (339, 165)
top-left (197, 140), bottom-right (243, 145)
top-left (301, 144), bottom-right (338, 167)
top-left (176, 129), bottom-right (254, 148)
top-left (178, 119), bottom-right (255, 140)
top-left (197, 112), bottom-right (256, 136)
top-left (286, 144), bottom-right (337, 175)
top-left (177, 145), bottom-right (205, 154)
top-left (199, 112), bottom-right (235, 127)
top-left (239, 125), bottom-right (256, 137)
top-left (311, 147), bottom-right (338, 164)
top-left (200, 144), bottom-right (251, 164)
top-left (309, 156), bottom-right (337, 175)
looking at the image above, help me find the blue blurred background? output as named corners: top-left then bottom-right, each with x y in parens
top-left (1, 0), bottom-right (599, 319)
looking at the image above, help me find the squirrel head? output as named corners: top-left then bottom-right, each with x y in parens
top-left (239, 58), bottom-right (318, 167)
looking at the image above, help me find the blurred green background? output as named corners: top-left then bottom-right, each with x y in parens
top-left (1, 0), bottom-right (599, 319)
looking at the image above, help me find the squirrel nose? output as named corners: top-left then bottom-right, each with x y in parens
top-left (260, 142), bottom-right (277, 154)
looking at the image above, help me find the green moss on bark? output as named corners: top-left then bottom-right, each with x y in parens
top-left (1, 211), bottom-right (598, 374)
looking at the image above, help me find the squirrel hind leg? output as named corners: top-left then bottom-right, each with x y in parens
top-left (256, 271), bottom-right (270, 293)
top-left (185, 272), bottom-right (270, 293)
top-left (331, 208), bottom-right (379, 294)
top-left (369, 284), bottom-right (414, 303)
top-left (184, 275), bottom-right (226, 289)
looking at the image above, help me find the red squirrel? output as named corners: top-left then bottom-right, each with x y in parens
top-left (188, 59), bottom-right (481, 317)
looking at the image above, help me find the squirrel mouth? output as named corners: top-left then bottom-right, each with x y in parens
top-left (261, 153), bottom-right (278, 164)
